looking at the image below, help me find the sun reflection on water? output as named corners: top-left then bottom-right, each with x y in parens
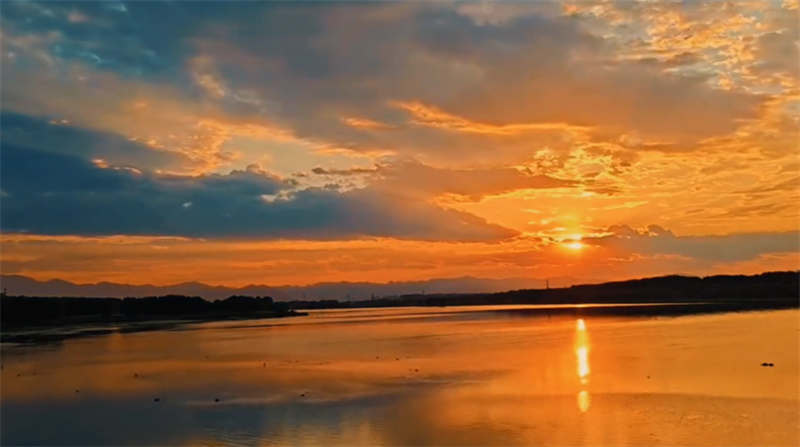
top-left (577, 346), bottom-right (590, 382)
top-left (575, 318), bottom-right (591, 413)
top-left (577, 390), bottom-right (591, 413)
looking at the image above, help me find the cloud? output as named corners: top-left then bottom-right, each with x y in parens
top-left (309, 159), bottom-right (577, 201)
top-left (1, 1), bottom-right (769, 171)
top-left (4, 226), bottom-right (797, 288)
top-left (712, 202), bottom-right (799, 219)
top-left (0, 1), bottom-right (796, 286)
top-left (735, 176), bottom-right (800, 195)
top-left (390, 101), bottom-right (592, 136)
top-left (754, 30), bottom-right (800, 78)
top-left (0, 14), bottom-right (291, 174)
top-left (778, 161), bottom-right (800, 174)
top-left (0, 144), bottom-right (517, 242)
top-left (310, 166), bottom-right (380, 177)
top-left (0, 111), bottom-right (189, 171)
top-left (373, 160), bottom-right (577, 201)
top-left (750, 5), bottom-right (800, 80)
top-left (583, 224), bottom-right (800, 263)
top-left (320, 5), bottom-right (760, 157)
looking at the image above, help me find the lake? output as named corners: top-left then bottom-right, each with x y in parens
top-left (1, 305), bottom-right (798, 446)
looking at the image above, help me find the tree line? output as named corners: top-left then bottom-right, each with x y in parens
top-left (0, 294), bottom-right (294, 327)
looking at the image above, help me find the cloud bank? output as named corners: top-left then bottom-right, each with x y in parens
top-left (0, 0), bottom-right (797, 285)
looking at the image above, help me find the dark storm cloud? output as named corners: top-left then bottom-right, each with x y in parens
top-left (0, 145), bottom-right (517, 242)
top-left (0, 112), bottom-right (189, 171)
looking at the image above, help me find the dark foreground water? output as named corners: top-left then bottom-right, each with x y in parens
top-left (1, 305), bottom-right (798, 446)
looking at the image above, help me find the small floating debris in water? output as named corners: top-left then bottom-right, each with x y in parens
top-left (75, 390), bottom-right (80, 393)
top-left (263, 363), bottom-right (266, 367)
top-left (761, 362), bottom-right (770, 367)
top-left (647, 375), bottom-right (650, 379)
top-left (134, 373), bottom-right (138, 378)
top-left (415, 369), bottom-right (419, 373)
top-left (300, 393), bottom-right (306, 398)
top-left (395, 358), bottom-right (399, 361)
top-left (768, 363), bottom-right (774, 367)
top-left (214, 398), bottom-right (220, 402)
top-left (154, 398), bottom-right (161, 402)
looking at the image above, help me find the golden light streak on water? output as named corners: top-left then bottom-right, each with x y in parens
top-left (577, 390), bottom-right (591, 413)
top-left (575, 319), bottom-right (591, 383)
top-left (577, 346), bottom-right (590, 381)
top-left (576, 318), bottom-right (591, 412)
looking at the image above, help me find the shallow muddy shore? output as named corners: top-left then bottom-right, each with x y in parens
top-left (0, 311), bottom-right (309, 345)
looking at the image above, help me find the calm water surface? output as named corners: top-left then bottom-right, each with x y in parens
top-left (2, 306), bottom-right (798, 446)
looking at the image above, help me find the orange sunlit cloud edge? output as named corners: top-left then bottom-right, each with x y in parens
top-left (0, 1), bottom-right (798, 287)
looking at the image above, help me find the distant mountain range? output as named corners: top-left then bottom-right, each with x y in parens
top-left (0, 274), bottom-right (601, 301)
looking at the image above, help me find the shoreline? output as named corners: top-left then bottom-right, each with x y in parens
top-left (2, 299), bottom-right (796, 346)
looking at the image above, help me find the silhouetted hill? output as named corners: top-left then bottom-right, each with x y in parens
top-left (287, 271), bottom-right (800, 310)
top-left (0, 275), bottom-right (598, 301)
top-left (1, 272), bottom-right (796, 342)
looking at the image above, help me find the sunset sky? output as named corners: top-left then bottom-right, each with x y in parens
top-left (1, 0), bottom-right (798, 287)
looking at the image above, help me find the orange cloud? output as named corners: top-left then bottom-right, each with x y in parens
top-left (342, 117), bottom-right (395, 130)
top-left (391, 101), bottom-right (593, 136)
top-left (2, 55), bottom-right (293, 174)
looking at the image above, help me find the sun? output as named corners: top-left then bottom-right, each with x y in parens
top-left (565, 241), bottom-right (584, 250)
